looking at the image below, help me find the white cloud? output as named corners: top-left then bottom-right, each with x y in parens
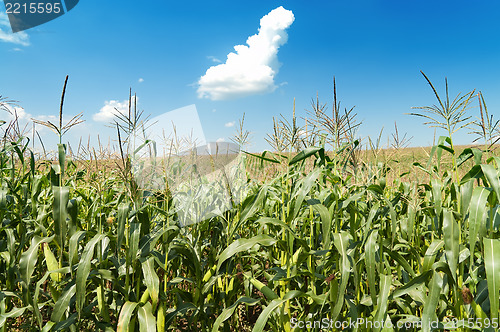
top-left (207, 56), bottom-right (222, 63)
top-left (225, 121), bottom-right (235, 128)
top-left (197, 6), bottom-right (294, 100)
top-left (138, 78), bottom-right (144, 83)
top-left (13, 107), bottom-right (30, 120)
top-left (33, 114), bottom-right (57, 122)
top-left (93, 96), bottom-right (138, 122)
top-left (2, 105), bottom-right (31, 121)
top-left (216, 137), bottom-right (225, 143)
top-left (0, 12), bottom-right (30, 46)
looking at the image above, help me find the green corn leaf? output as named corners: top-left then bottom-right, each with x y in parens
top-left (456, 148), bottom-right (474, 167)
top-left (374, 274), bottom-right (392, 332)
top-left (229, 187), bottom-right (267, 239)
top-left (332, 232), bottom-right (351, 321)
top-left (430, 179), bottom-right (442, 218)
top-left (52, 313), bottom-right (77, 331)
top-left (41, 322), bottom-right (55, 332)
top-left (30, 175), bottom-right (44, 215)
top-left (164, 302), bottom-right (197, 326)
top-left (43, 242), bottom-right (61, 283)
top-left (391, 270), bottom-right (432, 299)
top-left (422, 271), bottom-right (443, 332)
top-left (137, 302), bottom-right (156, 332)
top-left (19, 235), bottom-right (54, 286)
top-left (51, 284), bottom-right (76, 323)
top-left (422, 240), bottom-right (444, 272)
top-left (76, 233), bottom-right (105, 318)
top-left (245, 273), bottom-right (278, 301)
top-left (3, 228), bottom-right (15, 263)
top-left (288, 169), bottom-right (320, 222)
top-left (67, 198), bottom-right (78, 238)
top-left (460, 180), bottom-right (474, 216)
top-left (257, 217), bottom-right (297, 238)
top-left (217, 235), bottom-right (277, 271)
top-left (252, 290), bottom-right (305, 332)
top-left (141, 257), bottom-right (159, 308)
top-left (0, 307), bottom-right (27, 328)
top-left (288, 147), bottom-right (323, 165)
top-left (468, 187), bottom-right (490, 267)
top-left (128, 223), bottom-right (141, 266)
top-left (481, 164), bottom-right (500, 205)
top-left (384, 246), bottom-right (416, 278)
top-left (363, 202), bottom-right (380, 235)
top-left (68, 231), bottom-right (86, 269)
top-left (460, 165), bottom-right (483, 185)
top-left (33, 267), bottom-right (69, 328)
top-left (443, 209), bottom-right (459, 281)
top-left (52, 186), bottom-right (69, 250)
top-left (117, 301), bottom-right (138, 332)
top-left (57, 144), bottom-right (66, 181)
top-left (311, 203), bottom-right (332, 249)
top-left (117, 203), bottom-right (129, 251)
top-left (437, 144), bottom-right (454, 154)
top-left (243, 150), bottom-right (280, 164)
top-left (365, 230), bottom-right (378, 305)
top-left (169, 239), bottom-right (201, 281)
top-left (483, 238), bottom-right (500, 320)
top-left (382, 197), bottom-right (397, 245)
top-left (212, 297), bottom-right (259, 332)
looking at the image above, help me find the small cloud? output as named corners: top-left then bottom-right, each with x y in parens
top-left (216, 137), bottom-right (225, 143)
top-left (212, 109), bottom-right (217, 113)
top-left (0, 12), bottom-right (30, 46)
top-left (197, 6), bottom-right (294, 100)
top-left (138, 78), bottom-right (144, 83)
top-left (31, 114), bottom-right (58, 134)
top-left (207, 56), bottom-right (222, 63)
top-left (34, 114), bottom-right (57, 122)
top-left (14, 107), bottom-right (31, 120)
top-left (225, 121), bottom-right (235, 128)
top-left (3, 105), bottom-right (31, 121)
top-left (93, 96), bottom-right (138, 122)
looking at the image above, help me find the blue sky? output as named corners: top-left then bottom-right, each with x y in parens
top-left (1, 0), bottom-right (500, 153)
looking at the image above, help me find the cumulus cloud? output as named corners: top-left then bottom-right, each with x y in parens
top-left (216, 137), bottom-right (225, 143)
top-left (33, 114), bottom-right (57, 122)
top-left (0, 12), bottom-right (29, 46)
top-left (93, 96), bottom-right (138, 122)
top-left (197, 6), bottom-right (294, 100)
top-left (12, 107), bottom-right (31, 120)
top-left (138, 78), bottom-right (144, 83)
top-left (225, 121), bottom-right (235, 128)
top-left (2, 105), bottom-right (31, 121)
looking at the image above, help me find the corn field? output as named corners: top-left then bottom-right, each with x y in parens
top-left (0, 74), bottom-right (500, 331)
